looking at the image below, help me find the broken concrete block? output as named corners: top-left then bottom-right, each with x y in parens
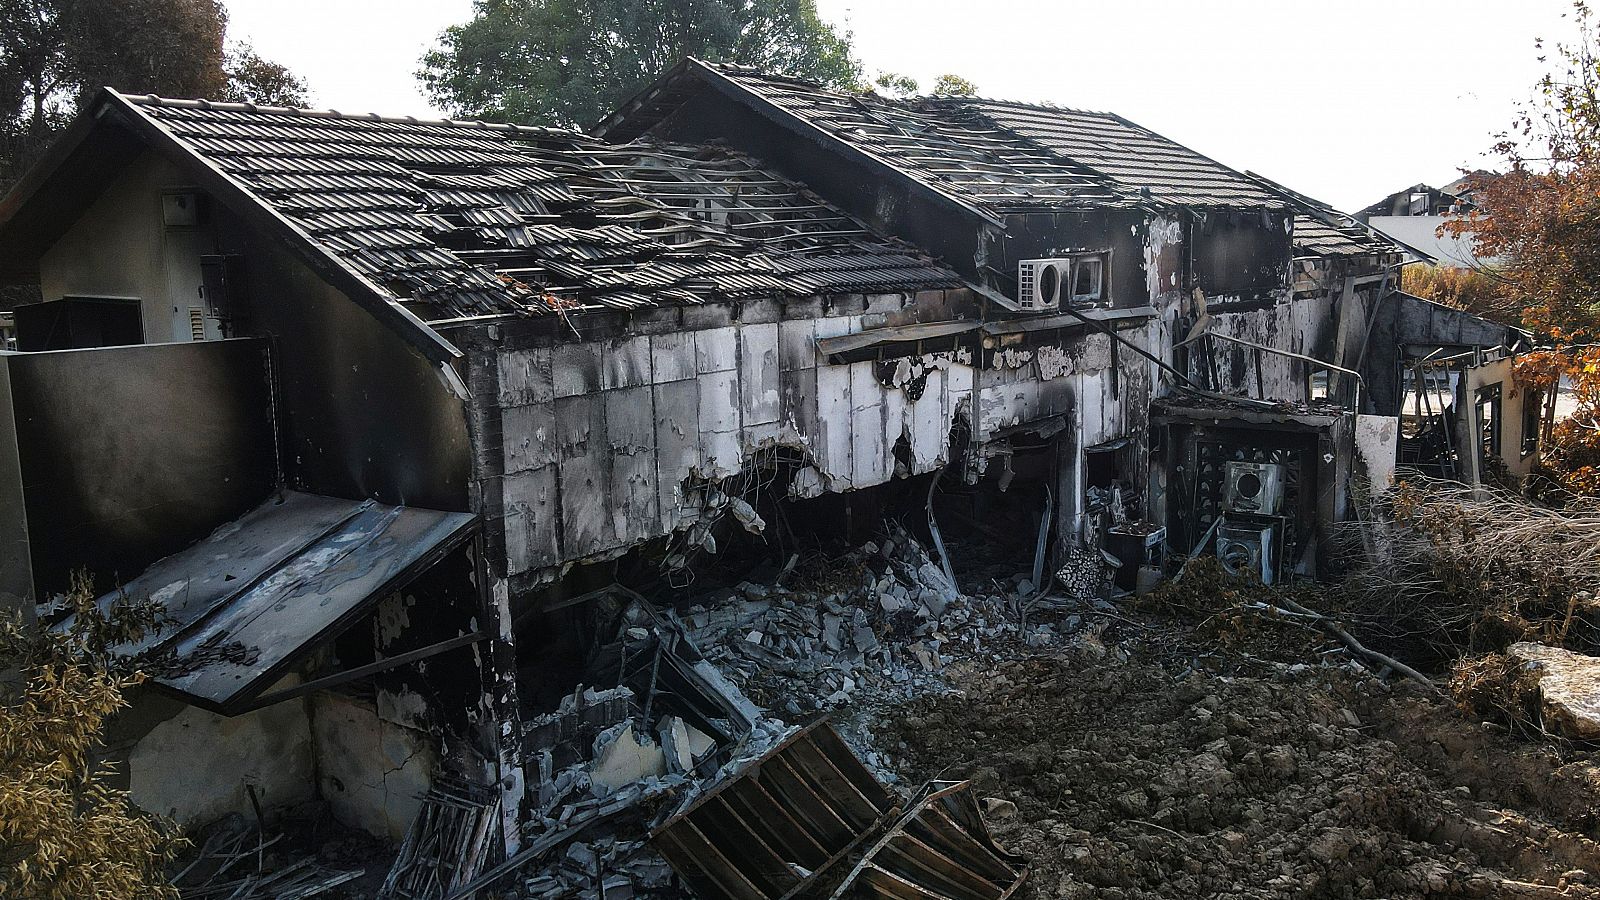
top-left (658, 716), bottom-right (693, 774)
top-left (1507, 643), bottom-right (1600, 740)
top-left (915, 562), bottom-right (960, 606)
top-left (728, 497), bottom-right (765, 534)
top-left (591, 724), bottom-right (666, 796)
top-left (788, 466), bottom-right (825, 499)
top-left (982, 797), bottom-right (1017, 820)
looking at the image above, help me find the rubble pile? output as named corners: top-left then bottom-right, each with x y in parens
top-left (884, 652), bottom-right (1600, 899)
top-left (673, 524), bottom-right (1056, 717)
top-left (504, 525), bottom-right (1050, 898)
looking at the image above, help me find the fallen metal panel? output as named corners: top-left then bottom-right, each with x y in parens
top-left (650, 720), bottom-right (898, 900)
top-left (651, 725), bottom-right (1025, 900)
top-left (93, 490), bottom-right (477, 712)
top-left (828, 781), bottom-right (1028, 900)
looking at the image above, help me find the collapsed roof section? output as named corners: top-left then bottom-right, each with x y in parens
top-left (598, 60), bottom-right (1290, 216)
top-left (124, 96), bottom-right (962, 321)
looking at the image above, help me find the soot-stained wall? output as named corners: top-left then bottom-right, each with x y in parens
top-left (460, 288), bottom-right (1164, 589)
top-left (212, 208), bottom-right (472, 512)
top-left (3, 338), bottom-right (277, 597)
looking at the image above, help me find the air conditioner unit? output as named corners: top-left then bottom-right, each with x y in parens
top-left (1223, 461), bottom-right (1285, 516)
top-left (1015, 259), bottom-right (1070, 312)
top-left (1217, 521), bottom-right (1278, 584)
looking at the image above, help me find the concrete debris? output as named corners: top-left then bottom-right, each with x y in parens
top-left (503, 526), bottom-right (1045, 898)
top-left (1505, 642), bottom-right (1600, 740)
top-left (1055, 545), bottom-right (1112, 599)
top-left (672, 523), bottom-right (1069, 723)
top-left (590, 724), bottom-right (667, 795)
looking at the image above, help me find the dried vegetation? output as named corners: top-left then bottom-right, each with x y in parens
top-left (1344, 478), bottom-right (1600, 663)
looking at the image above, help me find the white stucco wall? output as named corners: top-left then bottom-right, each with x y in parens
top-left (491, 295), bottom-right (1159, 577)
top-left (122, 684), bottom-right (315, 829)
top-left (39, 150), bottom-right (221, 344)
top-left (311, 690), bottom-right (436, 842)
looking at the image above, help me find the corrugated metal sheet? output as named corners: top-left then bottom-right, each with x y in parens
top-left (651, 721), bottom-right (897, 900)
top-left (650, 722), bottom-right (1027, 900)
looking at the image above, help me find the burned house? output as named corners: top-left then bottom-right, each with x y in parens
top-left (0, 63), bottom-right (1531, 868)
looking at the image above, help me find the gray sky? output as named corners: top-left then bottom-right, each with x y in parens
top-left (223, 0), bottom-right (1576, 213)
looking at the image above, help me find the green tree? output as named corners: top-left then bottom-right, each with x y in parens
top-left (867, 71), bottom-right (979, 100)
top-left (930, 73), bottom-right (978, 98)
top-left (223, 42), bottom-right (311, 107)
top-left (1446, 0), bottom-right (1600, 341)
top-left (0, 0), bottom-right (309, 185)
top-left (420, 0), bottom-right (860, 128)
top-left (60, 0), bottom-right (227, 102)
top-left (0, 576), bottom-right (183, 899)
top-left (0, 0), bottom-right (70, 180)
top-left (872, 71), bottom-right (919, 98)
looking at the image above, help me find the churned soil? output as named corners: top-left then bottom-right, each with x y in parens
top-left (879, 641), bottom-right (1600, 899)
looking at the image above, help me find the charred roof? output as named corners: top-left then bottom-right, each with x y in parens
top-left (132, 97), bottom-right (962, 320)
top-left (599, 60), bottom-right (1290, 215)
top-left (1242, 171), bottom-right (1400, 259)
top-left (0, 91), bottom-right (962, 333)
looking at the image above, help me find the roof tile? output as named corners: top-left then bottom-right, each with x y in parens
top-left (128, 97), bottom-right (962, 320)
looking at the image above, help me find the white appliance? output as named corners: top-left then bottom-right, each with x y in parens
top-left (1223, 461), bottom-right (1285, 516)
top-left (1217, 522), bottom-right (1278, 584)
top-left (1015, 259), bottom-right (1070, 312)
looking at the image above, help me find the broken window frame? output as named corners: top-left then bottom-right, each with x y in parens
top-left (1522, 387), bottom-right (1543, 457)
top-left (1475, 382), bottom-right (1503, 463)
top-left (1069, 253), bottom-right (1107, 305)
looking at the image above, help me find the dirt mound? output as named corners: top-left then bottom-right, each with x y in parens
top-left (880, 651), bottom-right (1600, 899)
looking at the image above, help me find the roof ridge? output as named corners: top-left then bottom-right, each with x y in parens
top-left (927, 95), bottom-right (1120, 120)
top-left (121, 92), bottom-right (582, 140)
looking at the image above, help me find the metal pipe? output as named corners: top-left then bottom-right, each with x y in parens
top-left (1031, 486), bottom-right (1053, 593)
top-left (925, 467), bottom-right (957, 588)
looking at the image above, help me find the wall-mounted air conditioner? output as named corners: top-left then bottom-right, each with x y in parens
top-left (1217, 521), bottom-right (1278, 584)
top-left (1223, 461), bottom-right (1285, 516)
top-left (1015, 259), bottom-right (1070, 312)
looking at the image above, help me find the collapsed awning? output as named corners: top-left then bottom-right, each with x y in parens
top-left (93, 491), bottom-right (477, 714)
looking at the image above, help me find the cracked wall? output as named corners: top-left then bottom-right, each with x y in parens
top-left (311, 690), bottom-right (437, 842)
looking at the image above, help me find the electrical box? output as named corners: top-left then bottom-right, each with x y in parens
top-left (1223, 461), bottom-right (1285, 516)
